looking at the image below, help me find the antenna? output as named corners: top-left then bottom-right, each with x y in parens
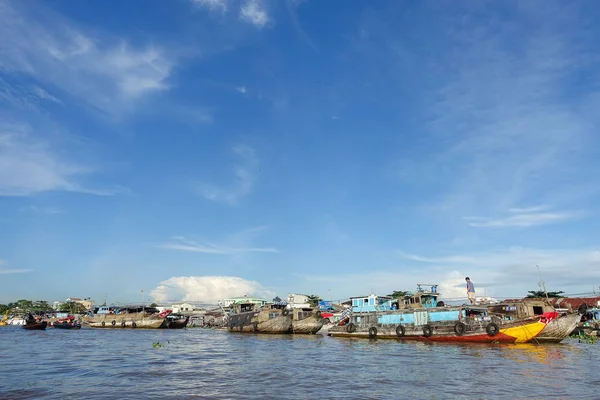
top-left (536, 264), bottom-right (550, 303)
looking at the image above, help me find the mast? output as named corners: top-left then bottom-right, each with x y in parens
top-left (536, 264), bottom-right (550, 303)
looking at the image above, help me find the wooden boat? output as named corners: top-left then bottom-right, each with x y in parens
top-left (53, 317), bottom-right (82, 330)
top-left (328, 305), bottom-right (548, 343)
top-left (291, 308), bottom-right (325, 334)
top-left (227, 303), bottom-right (292, 333)
top-left (23, 321), bottom-right (48, 330)
top-left (486, 301), bottom-right (581, 343)
top-left (88, 306), bottom-right (166, 329)
top-left (164, 315), bottom-right (190, 329)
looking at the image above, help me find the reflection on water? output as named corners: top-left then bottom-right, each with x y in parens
top-left (0, 326), bottom-right (597, 399)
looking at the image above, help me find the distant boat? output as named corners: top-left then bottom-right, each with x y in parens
top-left (87, 305), bottom-right (166, 329)
top-left (290, 308), bottom-right (325, 334)
top-left (162, 315), bottom-right (190, 329)
top-left (227, 303), bottom-right (292, 334)
top-left (23, 321), bottom-right (47, 331)
top-left (53, 316), bottom-right (82, 330)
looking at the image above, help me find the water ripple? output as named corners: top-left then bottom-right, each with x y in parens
top-left (0, 327), bottom-right (597, 399)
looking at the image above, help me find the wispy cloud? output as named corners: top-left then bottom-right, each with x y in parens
top-left (0, 1), bottom-right (173, 114)
top-left (196, 144), bottom-right (258, 204)
top-left (0, 259), bottom-right (32, 274)
top-left (20, 205), bottom-right (63, 215)
top-left (465, 207), bottom-right (578, 228)
top-left (239, 0), bottom-right (270, 28)
top-left (384, 2), bottom-right (599, 224)
top-left (160, 236), bottom-right (279, 254)
top-left (0, 122), bottom-right (120, 196)
top-left (191, 0), bottom-right (228, 13)
top-left (235, 86), bottom-right (247, 94)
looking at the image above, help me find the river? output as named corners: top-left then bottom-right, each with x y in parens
top-left (0, 326), bottom-right (597, 399)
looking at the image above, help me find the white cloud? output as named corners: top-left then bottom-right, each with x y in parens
top-left (150, 276), bottom-right (275, 304)
top-left (0, 2), bottom-right (172, 114)
top-left (0, 259), bottom-right (32, 274)
top-left (197, 144), bottom-right (258, 204)
top-left (239, 0), bottom-right (269, 28)
top-left (191, 0), bottom-right (228, 13)
top-left (160, 236), bottom-right (278, 254)
top-left (465, 207), bottom-right (578, 228)
top-left (0, 122), bottom-right (118, 196)
top-left (235, 86), bottom-right (247, 94)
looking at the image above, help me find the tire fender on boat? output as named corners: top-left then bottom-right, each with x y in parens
top-left (454, 322), bottom-right (466, 336)
top-left (346, 323), bottom-right (356, 333)
top-left (368, 327), bottom-right (377, 338)
top-left (101, 321), bottom-right (105, 327)
top-left (422, 325), bottom-right (433, 337)
top-left (282, 309), bottom-right (290, 317)
top-left (486, 322), bottom-right (499, 336)
top-left (395, 325), bottom-right (405, 337)
top-left (111, 320), bottom-right (116, 326)
top-left (578, 304), bottom-right (588, 315)
top-left (314, 310), bottom-right (322, 319)
top-left (121, 321), bottom-right (126, 327)
top-left (131, 322), bottom-right (137, 329)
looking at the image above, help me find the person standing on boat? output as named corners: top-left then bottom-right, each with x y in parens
top-left (466, 277), bottom-right (475, 304)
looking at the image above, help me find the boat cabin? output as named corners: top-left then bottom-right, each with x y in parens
top-left (350, 294), bottom-right (393, 313)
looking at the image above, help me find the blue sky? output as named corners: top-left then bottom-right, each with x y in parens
top-left (1, 0), bottom-right (600, 305)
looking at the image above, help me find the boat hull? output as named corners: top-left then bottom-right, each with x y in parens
top-left (88, 313), bottom-right (165, 329)
top-left (535, 313), bottom-right (581, 343)
top-left (53, 322), bottom-right (82, 330)
top-left (328, 319), bottom-right (547, 344)
top-left (227, 310), bottom-right (292, 334)
top-left (23, 322), bottom-right (48, 330)
top-left (292, 316), bottom-right (325, 334)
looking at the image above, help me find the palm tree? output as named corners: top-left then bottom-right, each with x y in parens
top-left (387, 290), bottom-right (409, 298)
top-left (306, 295), bottom-right (321, 308)
top-left (526, 290), bottom-right (565, 298)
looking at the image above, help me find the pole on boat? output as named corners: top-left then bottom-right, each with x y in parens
top-left (536, 264), bottom-right (550, 303)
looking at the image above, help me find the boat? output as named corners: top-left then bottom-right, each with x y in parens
top-left (23, 321), bottom-right (48, 330)
top-left (328, 285), bottom-right (551, 343)
top-left (290, 308), bottom-right (325, 334)
top-left (87, 305), bottom-right (166, 329)
top-left (53, 316), bottom-right (82, 330)
top-left (227, 302), bottom-right (292, 333)
top-left (485, 300), bottom-right (582, 343)
top-left (328, 303), bottom-right (548, 343)
top-left (0, 310), bottom-right (8, 326)
top-left (163, 315), bottom-right (190, 329)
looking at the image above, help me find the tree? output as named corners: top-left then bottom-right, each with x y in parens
top-left (387, 290), bottom-right (410, 298)
top-left (0, 304), bottom-right (8, 314)
top-left (526, 290), bottom-right (565, 298)
top-left (149, 303), bottom-right (158, 308)
top-left (306, 295), bottom-right (321, 308)
top-left (59, 302), bottom-right (88, 314)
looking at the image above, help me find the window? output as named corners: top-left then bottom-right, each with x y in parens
top-left (363, 298), bottom-right (369, 305)
top-left (532, 306), bottom-right (543, 315)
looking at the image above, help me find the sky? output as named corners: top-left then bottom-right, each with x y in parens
top-left (1, 0), bottom-right (600, 305)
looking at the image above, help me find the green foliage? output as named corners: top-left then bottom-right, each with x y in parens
top-left (526, 290), bottom-right (565, 298)
top-left (6, 299), bottom-right (54, 313)
top-left (0, 304), bottom-right (8, 314)
top-left (152, 342), bottom-right (163, 348)
top-left (387, 290), bottom-right (410, 298)
top-left (306, 295), bottom-right (321, 308)
top-left (149, 303), bottom-right (158, 308)
top-left (58, 301), bottom-right (88, 314)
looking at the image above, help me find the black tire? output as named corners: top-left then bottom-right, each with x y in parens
top-left (595, 323), bottom-right (599, 330)
top-left (324, 318), bottom-right (331, 324)
top-left (486, 322), bottom-right (499, 336)
top-left (314, 311), bottom-right (322, 319)
top-left (437, 301), bottom-right (445, 307)
top-left (422, 325), bottom-right (433, 337)
top-left (253, 322), bottom-right (259, 332)
top-left (121, 321), bottom-right (126, 327)
top-left (111, 320), bottom-right (116, 326)
top-left (454, 322), bottom-right (466, 336)
top-left (395, 325), bottom-right (405, 337)
top-left (368, 327), bottom-right (377, 338)
top-left (131, 322), bottom-right (137, 329)
top-left (282, 309), bottom-right (290, 317)
top-left (578, 304), bottom-right (588, 315)
top-left (346, 323), bottom-right (356, 333)
top-left (101, 321), bottom-right (105, 327)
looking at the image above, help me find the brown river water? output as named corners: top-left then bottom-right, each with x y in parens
top-left (0, 326), bottom-right (598, 399)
